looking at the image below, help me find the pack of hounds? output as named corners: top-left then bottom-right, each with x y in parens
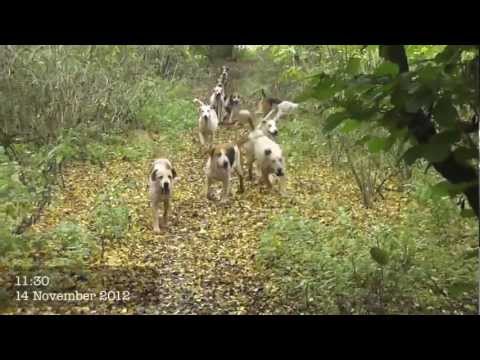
top-left (149, 65), bottom-right (299, 233)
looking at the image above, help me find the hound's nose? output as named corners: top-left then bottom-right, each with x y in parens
top-left (223, 161), bottom-right (229, 169)
top-left (272, 130), bottom-right (278, 136)
top-left (203, 115), bottom-right (209, 121)
top-left (276, 169), bottom-right (284, 177)
top-left (163, 182), bottom-right (169, 190)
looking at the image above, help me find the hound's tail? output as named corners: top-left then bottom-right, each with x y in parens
top-left (193, 98), bottom-right (205, 106)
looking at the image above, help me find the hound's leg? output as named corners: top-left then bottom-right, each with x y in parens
top-left (206, 177), bottom-right (215, 201)
top-left (261, 171), bottom-right (273, 190)
top-left (234, 159), bottom-right (245, 193)
top-left (152, 203), bottom-right (161, 233)
top-left (161, 200), bottom-right (169, 228)
top-left (218, 103), bottom-right (223, 125)
top-left (199, 131), bottom-right (205, 146)
top-left (220, 176), bottom-right (230, 203)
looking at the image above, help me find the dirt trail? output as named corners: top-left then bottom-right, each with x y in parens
top-left (26, 64), bottom-right (404, 314)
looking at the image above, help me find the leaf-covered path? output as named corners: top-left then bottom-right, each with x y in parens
top-left (21, 64), bottom-right (411, 315)
top-left (24, 121), bottom-right (407, 314)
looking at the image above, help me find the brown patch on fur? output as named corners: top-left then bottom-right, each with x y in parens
top-left (208, 144), bottom-right (225, 159)
top-left (208, 145), bottom-right (217, 158)
top-left (257, 98), bottom-right (281, 116)
top-left (150, 169), bottom-right (157, 182)
top-left (226, 146), bottom-right (235, 167)
top-left (258, 89), bottom-right (282, 116)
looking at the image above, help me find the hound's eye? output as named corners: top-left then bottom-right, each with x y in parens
top-left (159, 175), bottom-right (163, 179)
top-left (216, 154), bottom-right (221, 158)
top-left (168, 175), bottom-right (172, 179)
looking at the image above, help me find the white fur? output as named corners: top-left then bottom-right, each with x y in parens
top-left (219, 66), bottom-right (229, 85)
top-left (205, 145), bottom-right (244, 202)
top-left (209, 85), bottom-right (225, 122)
top-left (149, 158), bottom-right (177, 233)
top-left (222, 94), bottom-right (241, 124)
top-left (244, 134), bottom-right (286, 190)
top-left (194, 99), bottom-right (218, 146)
top-left (209, 85), bottom-right (224, 106)
top-left (256, 118), bottom-right (278, 138)
top-left (265, 100), bottom-right (299, 122)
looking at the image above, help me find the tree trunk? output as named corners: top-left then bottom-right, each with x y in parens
top-left (379, 45), bottom-right (479, 218)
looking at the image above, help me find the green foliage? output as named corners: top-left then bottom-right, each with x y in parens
top-left (46, 222), bottom-right (99, 267)
top-left (323, 111), bottom-right (349, 133)
top-left (0, 147), bottom-right (36, 234)
top-left (138, 94), bottom-right (197, 136)
top-left (94, 205), bottom-right (131, 241)
top-left (92, 176), bottom-right (135, 241)
top-left (300, 45), bottom-right (479, 212)
top-left (374, 61), bottom-right (399, 77)
top-left (258, 201), bottom-right (478, 314)
top-left (0, 222), bottom-right (99, 269)
top-left (1, 45), bottom-right (478, 314)
top-left (279, 116), bottom-right (325, 165)
top-left (0, 46), bottom-right (203, 239)
top-left (370, 247), bottom-right (389, 266)
top-left (367, 136), bottom-right (389, 153)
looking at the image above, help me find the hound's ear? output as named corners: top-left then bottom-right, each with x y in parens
top-left (264, 149), bottom-right (272, 156)
top-left (203, 146), bottom-right (214, 157)
top-left (171, 168), bottom-right (177, 179)
top-left (150, 169), bottom-right (158, 182)
top-left (209, 146), bottom-right (216, 157)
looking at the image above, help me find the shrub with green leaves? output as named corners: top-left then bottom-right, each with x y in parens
top-left (46, 222), bottom-right (99, 266)
top-left (92, 179), bottom-right (133, 241)
top-left (258, 205), bottom-right (478, 314)
top-left (300, 45), bottom-right (479, 217)
top-left (0, 221), bottom-right (99, 269)
top-left (0, 146), bottom-right (36, 234)
top-left (138, 92), bottom-right (197, 137)
top-left (94, 205), bottom-right (131, 241)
